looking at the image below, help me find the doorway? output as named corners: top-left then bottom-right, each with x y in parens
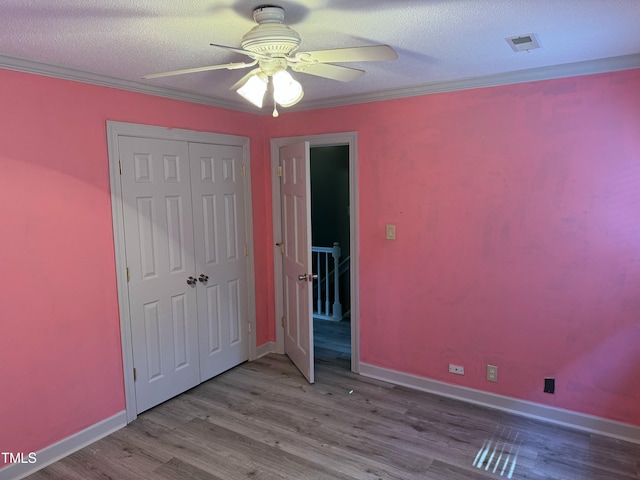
top-left (310, 145), bottom-right (351, 370)
top-left (271, 132), bottom-right (359, 376)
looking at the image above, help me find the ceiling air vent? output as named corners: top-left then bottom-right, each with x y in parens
top-left (506, 33), bottom-right (541, 52)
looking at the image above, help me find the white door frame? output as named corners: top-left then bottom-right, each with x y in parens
top-left (107, 121), bottom-right (257, 423)
top-left (271, 132), bottom-right (360, 373)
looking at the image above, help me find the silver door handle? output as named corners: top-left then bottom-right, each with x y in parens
top-left (297, 274), bottom-right (318, 282)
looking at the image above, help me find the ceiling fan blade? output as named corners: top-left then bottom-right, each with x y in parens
top-left (229, 68), bottom-right (263, 91)
top-left (297, 45), bottom-right (398, 63)
top-left (210, 43), bottom-right (272, 61)
top-left (143, 61), bottom-right (256, 79)
top-left (291, 63), bottom-right (365, 82)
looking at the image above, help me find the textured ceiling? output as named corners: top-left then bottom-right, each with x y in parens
top-left (1, 0), bottom-right (639, 113)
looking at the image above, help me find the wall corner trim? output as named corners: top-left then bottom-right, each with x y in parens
top-left (256, 341), bottom-right (277, 359)
top-left (359, 363), bottom-right (640, 445)
top-left (0, 411), bottom-right (127, 480)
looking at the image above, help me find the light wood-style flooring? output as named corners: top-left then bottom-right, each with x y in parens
top-left (26, 333), bottom-right (640, 480)
top-left (314, 317), bottom-right (351, 364)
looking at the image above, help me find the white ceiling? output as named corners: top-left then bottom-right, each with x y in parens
top-left (1, 0), bottom-right (639, 113)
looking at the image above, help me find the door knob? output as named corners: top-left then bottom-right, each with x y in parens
top-left (199, 274), bottom-right (209, 283)
top-left (298, 274), bottom-right (318, 282)
top-left (187, 276), bottom-right (197, 285)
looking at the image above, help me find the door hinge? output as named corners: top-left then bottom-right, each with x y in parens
top-left (277, 165), bottom-right (283, 177)
top-left (133, 368), bottom-right (137, 381)
top-left (276, 242), bottom-right (284, 254)
top-left (126, 267), bottom-right (130, 282)
top-left (281, 316), bottom-right (286, 328)
top-left (241, 165), bottom-right (246, 177)
top-left (245, 245), bottom-right (249, 257)
top-left (119, 161), bottom-right (123, 175)
top-left (248, 322), bottom-right (252, 335)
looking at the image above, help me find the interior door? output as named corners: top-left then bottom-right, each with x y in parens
top-left (189, 142), bottom-right (249, 380)
top-left (280, 142), bottom-right (314, 383)
top-left (119, 136), bottom-right (200, 414)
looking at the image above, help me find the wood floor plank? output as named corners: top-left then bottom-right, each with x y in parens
top-left (27, 445), bottom-right (154, 480)
top-left (205, 396), bottom-right (433, 478)
top-left (24, 341), bottom-right (640, 480)
top-left (192, 396), bottom-right (421, 480)
top-left (424, 459), bottom-right (501, 480)
top-left (153, 458), bottom-right (226, 480)
top-left (181, 418), bottom-right (361, 480)
top-left (202, 384), bottom-right (433, 474)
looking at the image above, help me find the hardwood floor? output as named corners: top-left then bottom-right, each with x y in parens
top-left (26, 350), bottom-right (640, 479)
top-left (314, 318), bottom-right (351, 366)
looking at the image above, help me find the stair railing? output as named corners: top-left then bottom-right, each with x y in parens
top-left (311, 242), bottom-right (342, 320)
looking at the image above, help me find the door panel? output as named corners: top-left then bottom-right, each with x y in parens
top-left (280, 142), bottom-right (314, 383)
top-left (190, 143), bottom-right (249, 380)
top-left (119, 136), bottom-right (200, 414)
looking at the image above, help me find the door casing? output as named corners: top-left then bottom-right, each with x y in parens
top-left (107, 121), bottom-right (257, 423)
top-left (271, 132), bottom-right (359, 373)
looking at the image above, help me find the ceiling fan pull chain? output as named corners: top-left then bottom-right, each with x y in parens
top-left (272, 88), bottom-right (279, 117)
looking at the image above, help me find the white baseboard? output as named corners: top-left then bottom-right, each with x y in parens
top-left (0, 410), bottom-right (127, 480)
top-left (359, 363), bottom-right (640, 445)
top-left (255, 341), bottom-right (276, 359)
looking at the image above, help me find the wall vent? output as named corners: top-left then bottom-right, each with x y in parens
top-left (506, 33), bottom-right (541, 52)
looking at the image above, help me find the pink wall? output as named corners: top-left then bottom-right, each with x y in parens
top-left (1, 66), bottom-right (638, 468)
top-left (0, 69), bottom-right (270, 464)
top-left (265, 69), bottom-right (640, 426)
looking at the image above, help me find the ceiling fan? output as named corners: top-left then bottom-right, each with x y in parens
top-left (143, 5), bottom-right (398, 115)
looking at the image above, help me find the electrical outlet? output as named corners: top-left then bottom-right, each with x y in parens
top-left (486, 364), bottom-right (498, 382)
top-left (448, 364), bottom-right (464, 375)
top-left (544, 378), bottom-right (555, 394)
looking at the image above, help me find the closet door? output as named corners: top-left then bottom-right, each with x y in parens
top-left (119, 136), bottom-right (200, 414)
top-left (190, 143), bottom-right (249, 380)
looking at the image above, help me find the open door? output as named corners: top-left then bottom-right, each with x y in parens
top-left (280, 142), bottom-right (314, 383)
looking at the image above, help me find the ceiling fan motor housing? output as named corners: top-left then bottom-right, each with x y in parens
top-left (241, 6), bottom-right (301, 57)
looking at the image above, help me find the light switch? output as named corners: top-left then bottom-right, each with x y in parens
top-left (386, 224), bottom-right (396, 240)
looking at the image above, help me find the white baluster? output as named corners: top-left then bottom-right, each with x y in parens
top-left (324, 253), bottom-right (330, 315)
top-left (332, 242), bottom-right (342, 320)
top-left (316, 251), bottom-right (321, 314)
top-left (311, 243), bottom-right (344, 321)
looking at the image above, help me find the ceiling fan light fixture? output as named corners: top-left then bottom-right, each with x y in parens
top-left (272, 69), bottom-right (304, 107)
top-left (143, 6), bottom-right (398, 112)
top-left (237, 73), bottom-right (268, 108)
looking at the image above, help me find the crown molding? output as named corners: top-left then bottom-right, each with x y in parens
top-left (291, 53), bottom-right (640, 112)
top-left (1, 52), bottom-right (639, 115)
top-left (0, 53), bottom-right (256, 114)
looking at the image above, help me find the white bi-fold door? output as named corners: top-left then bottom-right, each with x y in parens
top-left (119, 136), bottom-right (249, 414)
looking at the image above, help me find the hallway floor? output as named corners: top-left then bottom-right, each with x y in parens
top-left (313, 318), bottom-right (351, 367)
